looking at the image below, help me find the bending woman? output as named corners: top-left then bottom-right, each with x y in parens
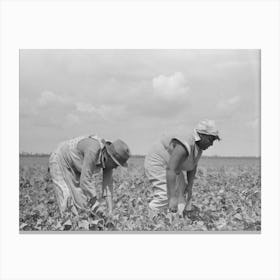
top-left (144, 120), bottom-right (220, 214)
top-left (49, 134), bottom-right (130, 216)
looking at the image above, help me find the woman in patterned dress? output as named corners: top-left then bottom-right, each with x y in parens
top-left (48, 135), bottom-right (130, 216)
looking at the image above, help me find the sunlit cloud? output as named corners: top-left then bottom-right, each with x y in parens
top-left (152, 72), bottom-right (190, 100)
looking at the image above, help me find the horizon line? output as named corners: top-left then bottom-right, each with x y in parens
top-left (19, 152), bottom-right (261, 158)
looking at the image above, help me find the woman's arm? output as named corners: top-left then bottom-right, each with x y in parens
top-left (80, 149), bottom-right (99, 199)
top-left (166, 143), bottom-right (188, 211)
top-left (185, 166), bottom-right (197, 210)
top-left (102, 168), bottom-right (114, 214)
top-left (78, 139), bottom-right (103, 203)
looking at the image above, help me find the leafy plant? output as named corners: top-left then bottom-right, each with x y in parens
top-left (19, 158), bottom-right (261, 231)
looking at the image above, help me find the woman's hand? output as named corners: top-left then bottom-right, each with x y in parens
top-left (168, 196), bottom-right (178, 212)
top-left (177, 195), bottom-right (186, 216)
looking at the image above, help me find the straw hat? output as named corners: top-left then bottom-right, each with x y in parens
top-left (105, 139), bottom-right (130, 167)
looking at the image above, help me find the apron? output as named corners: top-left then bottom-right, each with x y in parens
top-left (144, 132), bottom-right (202, 210)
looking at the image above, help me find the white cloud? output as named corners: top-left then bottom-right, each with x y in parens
top-left (76, 102), bottom-right (96, 113)
top-left (152, 72), bottom-right (190, 100)
top-left (19, 50), bottom-right (260, 156)
top-left (217, 95), bottom-right (241, 110)
top-left (38, 90), bottom-right (67, 106)
top-left (76, 102), bottom-right (125, 121)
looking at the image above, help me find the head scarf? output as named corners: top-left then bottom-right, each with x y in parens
top-left (195, 120), bottom-right (220, 140)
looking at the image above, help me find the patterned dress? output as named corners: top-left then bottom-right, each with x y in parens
top-left (48, 135), bottom-right (105, 214)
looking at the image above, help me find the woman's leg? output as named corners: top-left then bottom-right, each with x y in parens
top-left (144, 155), bottom-right (169, 211)
top-left (49, 154), bottom-right (71, 215)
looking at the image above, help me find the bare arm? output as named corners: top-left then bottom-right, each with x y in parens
top-left (166, 143), bottom-right (188, 210)
top-left (102, 168), bottom-right (114, 214)
top-left (185, 166), bottom-right (197, 209)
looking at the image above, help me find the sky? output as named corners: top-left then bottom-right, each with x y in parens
top-left (19, 49), bottom-right (260, 157)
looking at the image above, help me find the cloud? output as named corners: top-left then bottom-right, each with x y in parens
top-left (217, 95), bottom-right (241, 110)
top-left (76, 102), bottom-right (126, 121)
top-left (76, 102), bottom-right (96, 113)
top-left (20, 90), bottom-right (72, 120)
top-left (152, 72), bottom-right (190, 100)
top-left (38, 90), bottom-right (67, 106)
top-left (19, 50), bottom-right (260, 156)
top-left (20, 90), bottom-right (77, 128)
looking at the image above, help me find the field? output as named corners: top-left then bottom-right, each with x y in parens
top-left (19, 155), bottom-right (261, 232)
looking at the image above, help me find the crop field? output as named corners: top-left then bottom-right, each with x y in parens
top-left (19, 156), bottom-right (261, 232)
